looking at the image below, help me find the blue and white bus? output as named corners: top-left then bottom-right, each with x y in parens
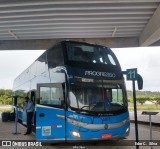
top-left (13, 40), bottom-right (132, 142)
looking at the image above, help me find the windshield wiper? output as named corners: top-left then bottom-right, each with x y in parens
top-left (80, 105), bottom-right (90, 110)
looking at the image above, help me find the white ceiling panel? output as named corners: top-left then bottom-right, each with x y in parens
top-left (0, 0), bottom-right (160, 46)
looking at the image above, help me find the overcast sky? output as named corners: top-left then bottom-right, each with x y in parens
top-left (112, 46), bottom-right (160, 91)
top-left (0, 50), bottom-right (45, 90)
top-left (0, 47), bottom-right (160, 91)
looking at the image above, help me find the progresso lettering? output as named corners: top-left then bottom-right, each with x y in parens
top-left (85, 71), bottom-right (116, 78)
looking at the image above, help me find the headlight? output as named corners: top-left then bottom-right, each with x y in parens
top-left (126, 127), bottom-right (130, 133)
top-left (71, 131), bottom-right (81, 138)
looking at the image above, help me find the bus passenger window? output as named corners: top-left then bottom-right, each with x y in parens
top-left (40, 87), bottom-right (63, 106)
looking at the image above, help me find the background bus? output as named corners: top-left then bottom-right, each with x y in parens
top-left (13, 40), bottom-right (131, 142)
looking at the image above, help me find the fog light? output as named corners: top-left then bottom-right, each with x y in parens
top-left (71, 131), bottom-right (80, 138)
top-left (126, 128), bottom-right (130, 133)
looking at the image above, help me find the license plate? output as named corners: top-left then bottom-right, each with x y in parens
top-left (101, 133), bottom-right (112, 139)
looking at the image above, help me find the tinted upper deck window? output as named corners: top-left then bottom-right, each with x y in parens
top-left (66, 42), bottom-right (117, 66)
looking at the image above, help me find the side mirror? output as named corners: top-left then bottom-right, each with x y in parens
top-left (137, 74), bottom-right (143, 90)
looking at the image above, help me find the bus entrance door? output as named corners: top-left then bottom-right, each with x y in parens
top-left (36, 83), bottom-right (65, 142)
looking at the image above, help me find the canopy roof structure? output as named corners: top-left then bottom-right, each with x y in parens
top-left (0, 0), bottom-right (160, 49)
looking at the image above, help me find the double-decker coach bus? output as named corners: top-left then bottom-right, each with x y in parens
top-left (13, 40), bottom-right (130, 142)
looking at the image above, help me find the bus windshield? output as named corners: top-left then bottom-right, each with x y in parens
top-left (66, 42), bottom-right (117, 65)
top-left (69, 80), bottom-right (127, 114)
